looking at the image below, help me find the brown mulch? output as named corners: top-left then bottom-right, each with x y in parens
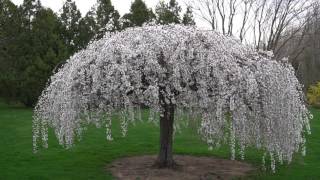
top-left (107, 155), bottom-right (255, 180)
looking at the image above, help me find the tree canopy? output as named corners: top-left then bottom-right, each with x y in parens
top-left (33, 25), bottom-right (311, 171)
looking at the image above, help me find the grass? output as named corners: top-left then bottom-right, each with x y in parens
top-left (0, 100), bottom-right (319, 179)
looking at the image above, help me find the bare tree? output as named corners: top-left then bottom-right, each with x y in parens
top-left (282, 2), bottom-right (320, 89)
top-left (216, 0), bottom-right (226, 34)
top-left (239, 0), bottom-right (254, 42)
top-left (227, 0), bottom-right (238, 35)
top-left (187, 0), bottom-right (315, 57)
top-left (188, 0), bottom-right (239, 36)
top-left (252, 0), bottom-right (268, 49)
top-left (262, 0), bottom-right (313, 54)
top-left (189, 0), bottom-right (217, 30)
top-left (188, 0), bottom-right (252, 37)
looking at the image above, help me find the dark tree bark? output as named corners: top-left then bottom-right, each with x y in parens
top-left (154, 51), bottom-right (176, 168)
top-left (156, 102), bottom-right (175, 168)
top-left (155, 82), bottom-right (175, 168)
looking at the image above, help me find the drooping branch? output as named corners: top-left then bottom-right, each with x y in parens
top-left (33, 25), bottom-right (311, 172)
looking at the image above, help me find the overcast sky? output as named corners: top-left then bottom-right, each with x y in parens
top-left (11, 0), bottom-right (210, 29)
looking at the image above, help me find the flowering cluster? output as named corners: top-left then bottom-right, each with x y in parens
top-left (33, 25), bottom-right (311, 171)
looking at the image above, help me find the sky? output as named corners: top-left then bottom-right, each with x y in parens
top-left (10, 0), bottom-right (210, 29)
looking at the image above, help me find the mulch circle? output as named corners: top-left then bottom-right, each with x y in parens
top-left (107, 155), bottom-right (255, 180)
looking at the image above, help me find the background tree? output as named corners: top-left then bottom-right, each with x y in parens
top-left (20, 0), bottom-right (41, 29)
top-left (95, 0), bottom-right (120, 38)
top-left (19, 7), bottom-right (68, 106)
top-left (0, 0), bottom-right (125, 106)
top-left (290, 2), bottom-right (320, 90)
top-left (60, 0), bottom-right (82, 54)
top-left (77, 7), bottom-right (98, 48)
top-left (155, 0), bottom-right (182, 24)
top-left (188, 0), bottom-right (239, 35)
top-left (0, 0), bottom-right (22, 102)
top-left (0, 0), bottom-right (43, 105)
top-left (188, 0), bottom-right (314, 52)
top-left (33, 25), bottom-right (311, 171)
top-left (252, 0), bottom-right (314, 56)
top-left (182, 6), bottom-right (195, 25)
top-left (122, 0), bottom-right (155, 28)
top-left (0, 0), bottom-right (68, 106)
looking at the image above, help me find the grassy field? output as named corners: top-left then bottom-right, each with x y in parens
top-left (0, 101), bottom-right (319, 180)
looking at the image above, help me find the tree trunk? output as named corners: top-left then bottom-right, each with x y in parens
top-left (155, 103), bottom-right (175, 168)
top-left (155, 51), bottom-right (176, 168)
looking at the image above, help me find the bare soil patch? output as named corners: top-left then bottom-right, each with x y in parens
top-left (107, 155), bottom-right (255, 180)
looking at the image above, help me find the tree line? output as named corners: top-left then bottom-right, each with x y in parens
top-left (0, 0), bottom-right (195, 106)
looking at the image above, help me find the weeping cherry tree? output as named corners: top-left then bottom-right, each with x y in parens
top-left (33, 25), bottom-right (311, 170)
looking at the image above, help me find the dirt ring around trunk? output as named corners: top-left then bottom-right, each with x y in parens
top-left (107, 155), bottom-right (255, 180)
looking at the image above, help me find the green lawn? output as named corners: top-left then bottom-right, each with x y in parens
top-left (0, 101), bottom-right (319, 180)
